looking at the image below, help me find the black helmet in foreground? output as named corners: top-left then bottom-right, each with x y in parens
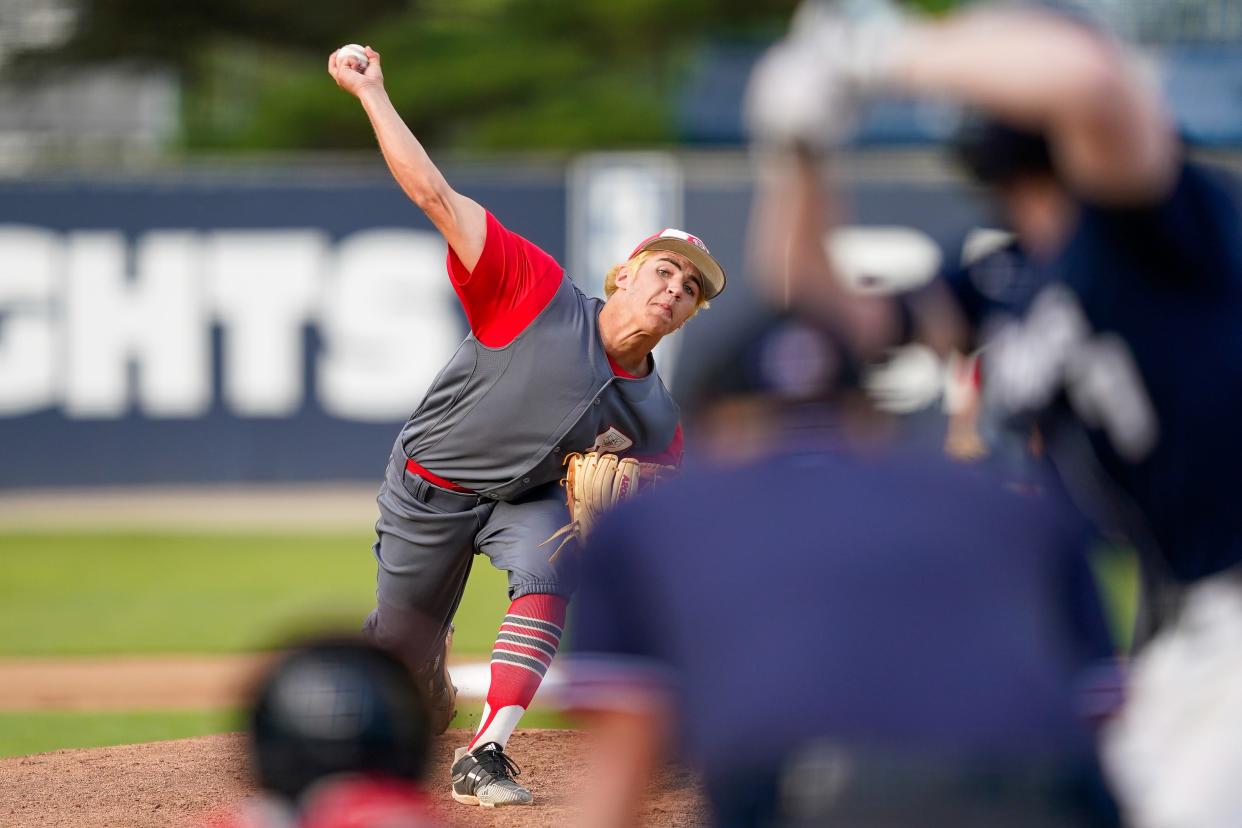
top-left (248, 636), bottom-right (431, 803)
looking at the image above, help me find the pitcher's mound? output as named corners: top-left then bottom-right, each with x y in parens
top-left (0, 728), bottom-right (704, 827)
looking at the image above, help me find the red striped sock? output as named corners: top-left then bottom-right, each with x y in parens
top-left (468, 593), bottom-right (566, 750)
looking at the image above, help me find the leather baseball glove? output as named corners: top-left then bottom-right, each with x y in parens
top-left (543, 451), bottom-right (677, 561)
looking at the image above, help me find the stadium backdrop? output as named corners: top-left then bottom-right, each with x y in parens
top-left (0, 153), bottom-right (989, 487)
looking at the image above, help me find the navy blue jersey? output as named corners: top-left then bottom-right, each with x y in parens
top-left (564, 443), bottom-right (1115, 826)
top-left (983, 162), bottom-right (1242, 582)
top-left (939, 233), bottom-right (1048, 334)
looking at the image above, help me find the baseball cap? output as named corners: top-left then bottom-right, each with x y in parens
top-left (629, 229), bottom-right (727, 300)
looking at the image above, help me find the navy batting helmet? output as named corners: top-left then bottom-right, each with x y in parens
top-left (248, 636), bottom-right (431, 802)
top-left (952, 112), bottom-right (1055, 187)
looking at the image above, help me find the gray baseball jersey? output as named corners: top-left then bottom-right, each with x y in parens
top-left (399, 278), bottom-right (680, 498)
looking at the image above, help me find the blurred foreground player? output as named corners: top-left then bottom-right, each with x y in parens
top-left (564, 313), bottom-right (1120, 828)
top-left (745, 3), bottom-right (1242, 824)
top-left (328, 46), bottom-right (725, 806)
top-left (746, 0), bottom-right (1242, 647)
top-left (205, 636), bottom-right (441, 828)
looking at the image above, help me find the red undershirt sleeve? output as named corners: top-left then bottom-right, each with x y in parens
top-left (446, 210), bottom-right (565, 348)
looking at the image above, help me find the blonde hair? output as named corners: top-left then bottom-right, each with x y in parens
top-left (603, 250), bottom-right (712, 313)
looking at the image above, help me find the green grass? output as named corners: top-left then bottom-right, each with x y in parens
top-left (0, 532), bottom-right (573, 757)
top-left (448, 707), bottom-right (571, 737)
top-left (0, 531), bottom-right (1139, 658)
top-left (0, 707), bottom-right (572, 759)
top-left (0, 530), bottom-right (1132, 758)
top-left (0, 709), bottom-right (240, 758)
top-left (1089, 544), bottom-right (1140, 652)
top-left (0, 532), bottom-right (513, 657)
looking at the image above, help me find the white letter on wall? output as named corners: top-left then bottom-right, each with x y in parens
top-left (65, 231), bottom-right (209, 417)
top-left (319, 229), bottom-right (458, 422)
top-left (208, 230), bottom-right (325, 416)
top-left (0, 226), bottom-right (58, 415)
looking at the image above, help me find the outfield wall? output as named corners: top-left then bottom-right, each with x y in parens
top-left (0, 150), bottom-right (1086, 486)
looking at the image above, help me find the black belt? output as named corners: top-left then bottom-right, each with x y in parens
top-left (403, 470), bottom-right (485, 513)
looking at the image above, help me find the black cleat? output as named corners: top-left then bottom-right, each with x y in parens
top-left (450, 742), bottom-right (534, 807)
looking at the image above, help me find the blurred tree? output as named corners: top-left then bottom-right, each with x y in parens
top-left (17, 0), bottom-right (961, 152)
top-left (19, 0), bottom-right (407, 75)
top-left (181, 0), bottom-right (811, 152)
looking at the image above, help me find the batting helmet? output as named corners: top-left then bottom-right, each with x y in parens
top-left (952, 112), bottom-right (1055, 187)
top-left (248, 636), bottom-right (431, 803)
top-left (681, 306), bottom-right (865, 420)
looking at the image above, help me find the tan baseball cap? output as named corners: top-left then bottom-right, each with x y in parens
top-left (629, 229), bottom-right (727, 300)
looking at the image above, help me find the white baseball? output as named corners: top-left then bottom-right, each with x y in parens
top-left (337, 44), bottom-right (369, 71)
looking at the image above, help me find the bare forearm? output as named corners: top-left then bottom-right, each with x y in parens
top-left (893, 9), bottom-right (1175, 201)
top-left (359, 88), bottom-right (453, 216)
top-left (750, 151), bottom-right (898, 357)
top-left (575, 708), bottom-right (667, 828)
top-left (897, 12), bottom-right (1119, 128)
top-left (356, 86), bottom-right (485, 265)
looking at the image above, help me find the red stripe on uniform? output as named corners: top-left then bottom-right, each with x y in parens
top-left (404, 457), bottom-right (475, 493)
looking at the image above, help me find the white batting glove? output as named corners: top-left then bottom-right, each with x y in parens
top-left (863, 344), bottom-right (946, 413)
top-left (744, 39), bottom-right (848, 151)
top-left (744, 0), bottom-right (910, 152)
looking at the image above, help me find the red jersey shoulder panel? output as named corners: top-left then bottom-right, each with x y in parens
top-left (446, 210), bottom-right (564, 348)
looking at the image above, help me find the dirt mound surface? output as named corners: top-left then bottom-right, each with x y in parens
top-left (0, 729), bottom-right (704, 827)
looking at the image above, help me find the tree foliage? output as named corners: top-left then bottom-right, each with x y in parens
top-left (20, 0), bottom-right (958, 151)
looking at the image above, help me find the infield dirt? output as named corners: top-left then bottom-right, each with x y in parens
top-left (0, 657), bottom-right (704, 827)
top-left (0, 728), bottom-right (704, 827)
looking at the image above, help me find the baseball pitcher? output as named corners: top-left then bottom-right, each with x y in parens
top-left (328, 45), bottom-right (726, 808)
